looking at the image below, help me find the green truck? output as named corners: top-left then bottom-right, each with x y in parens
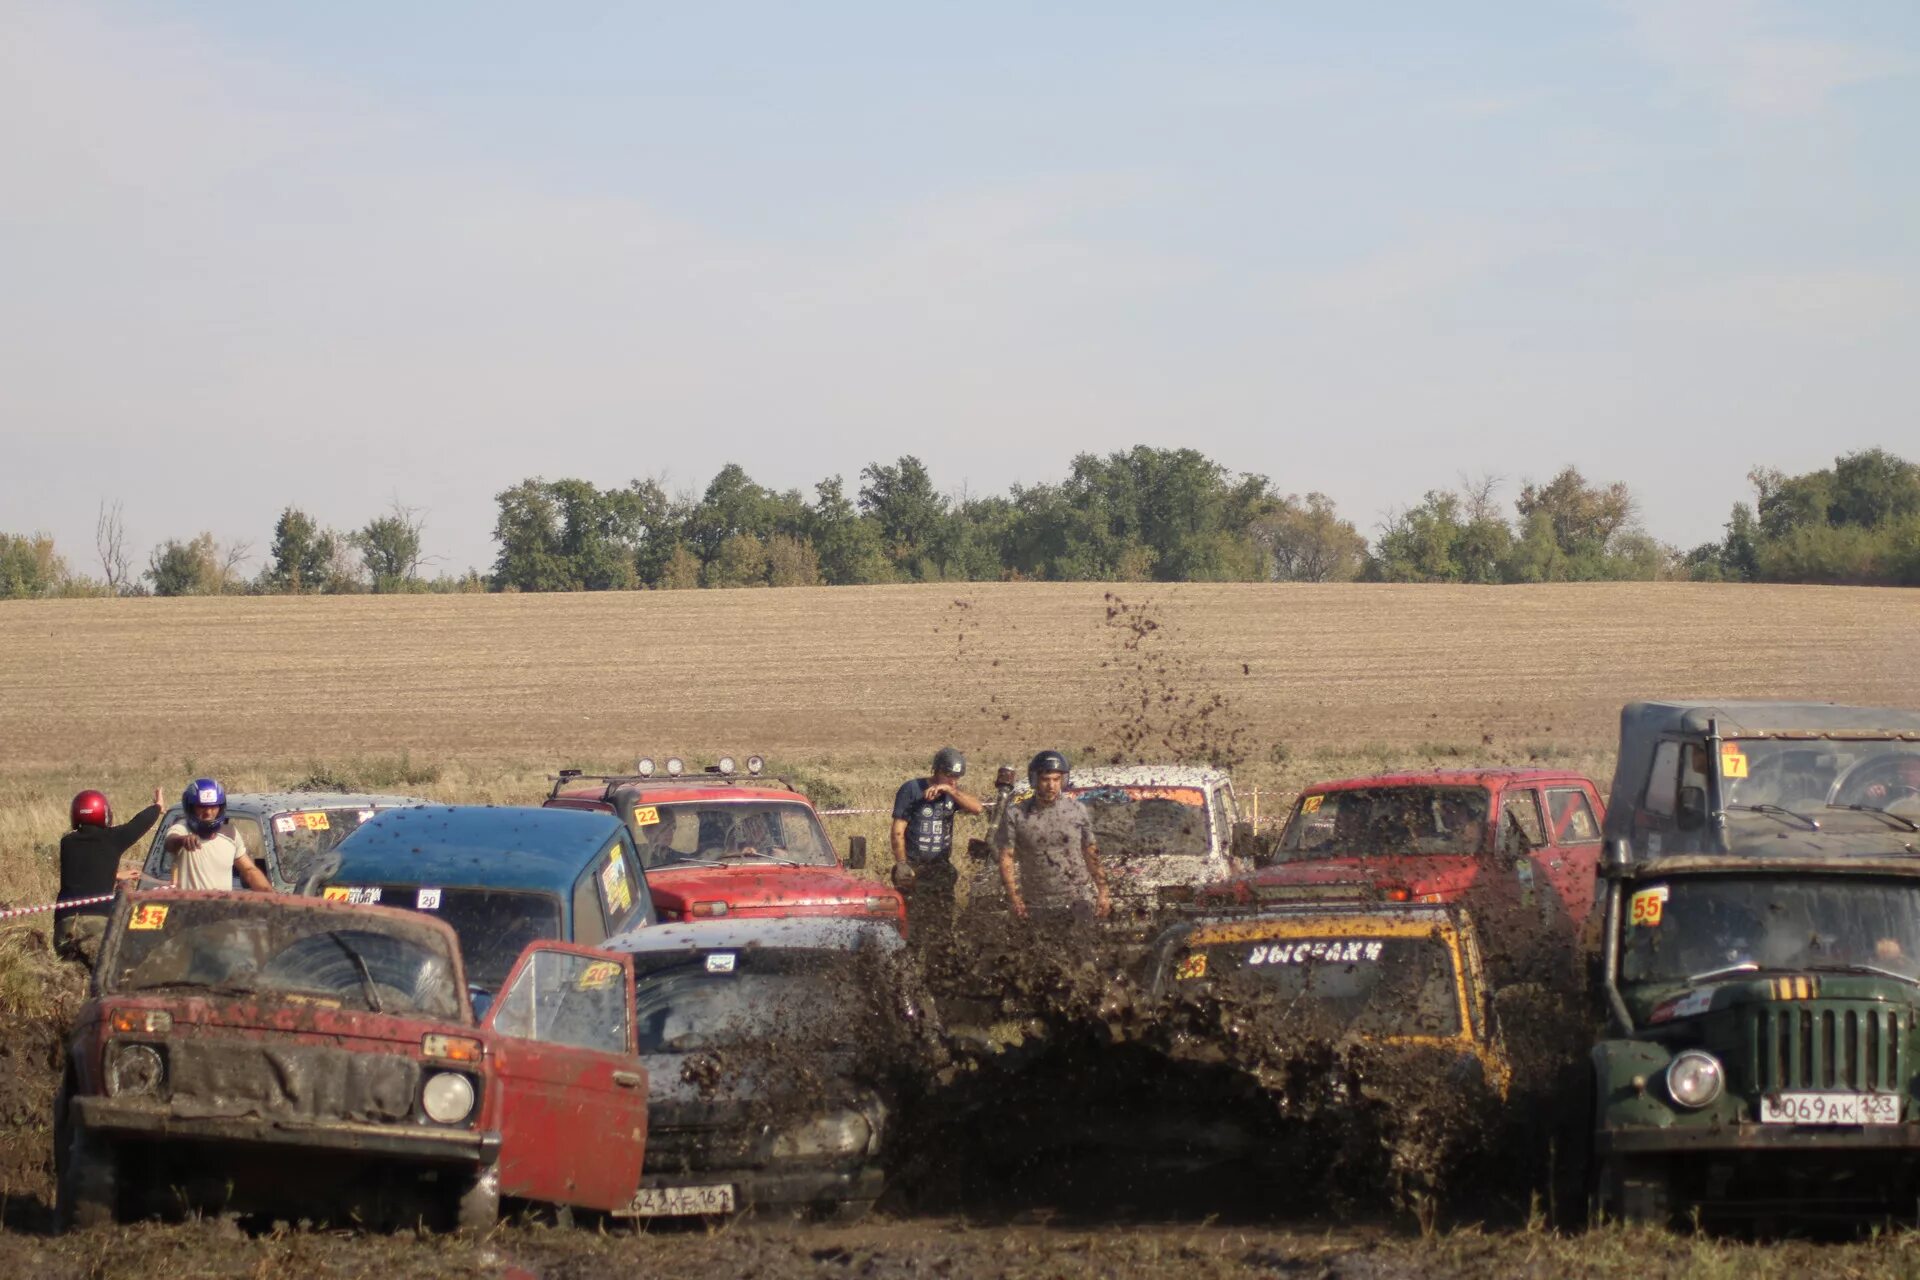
top-left (1589, 700), bottom-right (1920, 1224)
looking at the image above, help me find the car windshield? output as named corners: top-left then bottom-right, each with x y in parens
top-left (1169, 932), bottom-right (1463, 1038)
top-left (1620, 876), bottom-right (1920, 985)
top-left (632, 951), bottom-right (864, 1052)
top-left (348, 886), bottom-right (563, 993)
top-left (271, 807), bottom-right (389, 883)
top-left (627, 800), bottom-right (837, 871)
top-left (1723, 740), bottom-right (1920, 813)
top-left (1070, 786), bottom-right (1211, 858)
top-left (103, 898), bottom-right (463, 1019)
top-left (1278, 787), bottom-right (1491, 858)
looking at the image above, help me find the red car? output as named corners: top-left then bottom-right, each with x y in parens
top-left (545, 758), bottom-right (906, 933)
top-left (58, 890), bottom-right (649, 1230)
top-left (1202, 769), bottom-right (1608, 939)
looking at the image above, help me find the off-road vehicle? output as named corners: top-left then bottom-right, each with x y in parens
top-left (1589, 700), bottom-right (1920, 1224)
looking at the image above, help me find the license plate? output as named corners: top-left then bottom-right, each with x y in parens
top-left (1760, 1092), bottom-right (1902, 1126)
top-left (623, 1183), bottom-right (736, 1217)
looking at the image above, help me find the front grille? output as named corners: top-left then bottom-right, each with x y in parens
top-left (1749, 1003), bottom-right (1910, 1093)
top-left (167, 1040), bottom-right (420, 1123)
top-left (645, 1125), bottom-right (762, 1174)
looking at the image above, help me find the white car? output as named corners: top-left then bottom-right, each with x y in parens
top-left (978, 764), bottom-right (1250, 912)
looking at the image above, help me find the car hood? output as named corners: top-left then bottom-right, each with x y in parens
top-left (1217, 855), bottom-right (1480, 901)
top-left (84, 992), bottom-right (467, 1044)
top-left (647, 865), bottom-right (892, 912)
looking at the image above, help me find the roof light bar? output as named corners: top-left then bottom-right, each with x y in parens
top-left (665, 757), bottom-right (684, 778)
top-left (746, 755), bottom-right (764, 776)
top-left (635, 758), bottom-right (655, 778)
top-left (717, 756), bottom-right (736, 776)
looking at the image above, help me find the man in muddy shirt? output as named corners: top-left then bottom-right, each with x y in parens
top-left (995, 750), bottom-right (1111, 922)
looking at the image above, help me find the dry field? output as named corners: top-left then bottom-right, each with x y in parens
top-left (4, 581), bottom-right (1917, 772)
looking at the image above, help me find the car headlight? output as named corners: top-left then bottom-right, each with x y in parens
top-left (106, 1043), bottom-right (165, 1098)
top-left (770, 1110), bottom-right (872, 1159)
top-left (1666, 1049), bottom-right (1724, 1108)
top-left (422, 1071), bottom-right (477, 1124)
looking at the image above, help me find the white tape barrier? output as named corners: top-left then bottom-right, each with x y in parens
top-left (816, 808), bottom-right (889, 817)
top-left (0, 892), bottom-right (116, 921)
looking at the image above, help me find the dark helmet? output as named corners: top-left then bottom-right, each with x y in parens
top-left (182, 778), bottom-right (228, 836)
top-left (932, 747), bottom-right (967, 779)
top-left (70, 790), bottom-right (112, 829)
top-left (1028, 749), bottom-right (1070, 788)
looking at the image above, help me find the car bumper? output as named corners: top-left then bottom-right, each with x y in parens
top-left (72, 1096), bottom-right (501, 1165)
top-left (626, 1162), bottom-right (885, 1215)
top-left (1600, 1122), bottom-right (1920, 1155)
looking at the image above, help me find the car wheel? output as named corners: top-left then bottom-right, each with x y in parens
top-left (450, 1166), bottom-right (500, 1232)
top-left (55, 1122), bottom-right (119, 1232)
top-left (809, 1198), bottom-right (876, 1225)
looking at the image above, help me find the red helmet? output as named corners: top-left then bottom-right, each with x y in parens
top-left (70, 790), bottom-right (112, 828)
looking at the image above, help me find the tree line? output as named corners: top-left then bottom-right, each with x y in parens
top-left (4, 446), bottom-right (1917, 599)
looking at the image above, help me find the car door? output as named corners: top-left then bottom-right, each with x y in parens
top-left (483, 941), bottom-right (648, 1213)
top-left (1542, 784), bottom-right (1604, 923)
top-left (1495, 784), bottom-right (1559, 922)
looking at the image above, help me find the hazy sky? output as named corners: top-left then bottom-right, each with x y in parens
top-left (4, 1), bottom-right (1916, 576)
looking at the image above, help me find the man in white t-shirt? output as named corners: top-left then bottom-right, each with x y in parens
top-left (165, 777), bottom-right (273, 892)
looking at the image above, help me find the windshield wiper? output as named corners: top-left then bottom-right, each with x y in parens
top-left (124, 979), bottom-right (258, 998)
top-left (1830, 804), bottom-right (1920, 833)
top-left (725, 849), bottom-right (801, 867)
top-left (1685, 961), bottom-right (1761, 983)
top-left (327, 932), bottom-right (384, 1014)
top-left (1725, 804), bottom-right (1822, 831)
top-left (662, 855), bottom-right (727, 869)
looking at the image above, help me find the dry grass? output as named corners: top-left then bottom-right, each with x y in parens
top-left (2, 581), bottom-right (1914, 917)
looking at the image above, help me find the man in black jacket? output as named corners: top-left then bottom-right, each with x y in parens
top-left (55, 787), bottom-right (165, 965)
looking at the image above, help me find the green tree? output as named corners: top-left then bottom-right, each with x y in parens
top-left (148, 534), bottom-right (220, 596)
top-left (0, 532), bottom-right (67, 599)
top-left (358, 503), bottom-right (426, 593)
top-left (858, 455), bottom-right (949, 579)
top-left (808, 477), bottom-right (894, 585)
top-left (264, 507), bottom-right (339, 593)
top-left (1829, 448), bottom-right (1920, 529)
top-left (658, 544), bottom-right (703, 589)
top-left (704, 532), bottom-right (768, 587)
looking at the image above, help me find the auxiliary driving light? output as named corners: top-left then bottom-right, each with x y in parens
top-left (665, 757), bottom-right (685, 777)
top-left (1666, 1050), bottom-right (1724, 1108)
top-left (636, 757), bottom-right (655, 778)
top-left (717, 756), bottom-right (736, 776)
top-left (746, 755), bottom-right (765, 776)
top-left (422, 1071), bottom-right (477, 1124)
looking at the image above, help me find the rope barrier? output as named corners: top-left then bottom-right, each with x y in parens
top-left (0, 893), bottom-right (115, 921)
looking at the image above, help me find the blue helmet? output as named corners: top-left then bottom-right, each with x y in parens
top-left (182, 778), bottom-right (227, 836)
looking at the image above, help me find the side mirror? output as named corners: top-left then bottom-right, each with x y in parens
top-left (966, 836), bottom-right (993, 863)
top-left (1676, 786), bottom-right (1707, 832)
top-left (846, 835), bottom-right (868, 871)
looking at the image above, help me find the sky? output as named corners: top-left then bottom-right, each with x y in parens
top-left (3, 1), bottom-right (1917, 576)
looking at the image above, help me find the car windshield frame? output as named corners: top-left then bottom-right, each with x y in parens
top-left (1619, 873), bottom-right (1920, 986)
top-left (1277, 785), bottom-right (1493, 859)
top-left (1721, 738), bottom-right (1920, 814)
top-left (101, 897), bottom-right (466, 1021)
top-left (1068, 785), bottom-right (1213, 859)
top-left (623, 798), bottom-right (839, 871)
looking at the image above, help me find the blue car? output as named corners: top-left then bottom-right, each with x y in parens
top-left (322, 805), bottom-right (656, 997)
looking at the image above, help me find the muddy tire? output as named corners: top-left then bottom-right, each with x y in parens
top-left (54, 1124), bottom-right (119, 1233)
top-left (1589, 1154), bottom-right (1672, 1228)
top-left (811, 1198), bottom-right (876, 1225)
top-left (450, 1167), bottom-right (500, 1232)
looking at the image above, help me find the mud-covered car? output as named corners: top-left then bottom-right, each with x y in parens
top-left (58, 889), bottom-right (650, 1230)
top-left (320, 806), bottom-right (656, 1002)
top-left (545, 758), bottom-right (904, 934)
top-left (136, 791), bottom-right (428, 893)
top-left (599, 917), bottom-right (912, 1221)
top-left (1589, 700), bottom-right (1920, 1225)
top-left (1149, 903), bottom-right (1511, 1096)
top-left (1197, 769), bottom-right (1606, 987)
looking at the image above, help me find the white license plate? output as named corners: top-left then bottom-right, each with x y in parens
top-left (1760, 1092), bottom-right (1902, 1126)
top-left (623, 1183), bottom-right (736, 1217)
